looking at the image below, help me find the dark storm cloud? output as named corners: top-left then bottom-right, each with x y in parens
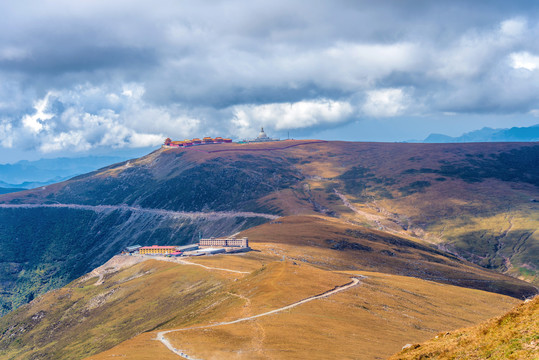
top-left (0, 46), bottom-right (156, 75)
top-left (1, 0), bottom-right (539, 155)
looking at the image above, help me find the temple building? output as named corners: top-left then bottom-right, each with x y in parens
top-left (163, 136), bottom-right (232, 148)
top-left (249, 127), bottom-right (279, 142)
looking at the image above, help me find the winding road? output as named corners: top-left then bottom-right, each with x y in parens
top-left (154, 256), bottom-right (250, 274)
top-left (156, 276), bottom-right (363, 359)
top-left (0, 203), bottom-right (279, 220)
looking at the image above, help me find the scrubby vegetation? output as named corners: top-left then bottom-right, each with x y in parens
top-left (391, 296), bottom-right (539, 360)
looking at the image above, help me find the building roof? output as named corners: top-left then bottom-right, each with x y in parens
top-left (139, 245), bottom-right (177, 250)
top-left (176, 244), bottom-right (199, 251)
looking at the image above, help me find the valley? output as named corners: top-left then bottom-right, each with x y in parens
top-left (0, 140), bottom-right (537, 359)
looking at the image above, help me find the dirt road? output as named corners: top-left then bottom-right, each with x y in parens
top-left (156, 276), bottom-right (363, 359)
top-left (0, 203), bottom-right (279, 220)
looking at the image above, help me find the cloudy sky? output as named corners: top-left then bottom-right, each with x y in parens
top-left (1, 0), bottom-right (539, 162)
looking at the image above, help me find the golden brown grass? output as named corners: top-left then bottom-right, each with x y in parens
top-left (239, 215), bottom-right (537, 299)
top-left (390, 295), bottom-right (538, 360)
top-left (0, 260), bottom-right (235, 360)
top-left (2, 229), bottom-right (525, 360)
top-left (85, 332), bottom-right (179, 360)
top-left (90, 268), bottom-right (520, 360)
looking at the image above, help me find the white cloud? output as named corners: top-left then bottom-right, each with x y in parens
top-left (322, 42), bottom-right (421, 87)
top-left (129, 133), bottom-right (167, 148)
top-left (10, 83), bottom-right (204, 153)
top-left (231, 99), bottom-right (354, 136)
top-left (21, 93), bottom-right (55, 133)
top-left (510, 52), bottom-right (539, 71)
top-left (2, 3), bottom-right (539, 159)
top-left (431, 17), bottom-right (530, 80)
top-left (39, 131), bottom-right (90, 153)
top-left (361, 88), bottom-right (408, 117)
top-left (0, 120), bottom-right (13, 148)
top-left (500, 18), bottom-right (527, 37)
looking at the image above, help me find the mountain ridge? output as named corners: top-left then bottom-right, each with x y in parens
top-left (416, 124), bottom-right (539, 143)
top-left (0, 140), bottom-right (537, 315)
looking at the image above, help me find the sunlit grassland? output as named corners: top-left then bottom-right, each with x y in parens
top-left (391, 296), bottom-right (538, 360)
top-left (89, 265), bottom-right (520, 360)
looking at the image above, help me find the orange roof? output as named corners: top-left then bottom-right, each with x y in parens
top-left (192, 138), bottom-right (201, 142)
top-left (139, 245), bottom-right (177, 250)
top-left (203, 137), bottom-right (213, 140)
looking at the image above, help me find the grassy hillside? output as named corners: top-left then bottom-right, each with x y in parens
top-left (0, 140), bottom-right (537, 314)
top-left (86, 253), bottom-right (522, 360)
top-left (0, 207), bottom-right (267, 316)
top-left (238, 215), bottom-right (537, 298)
top-left (390, 295), bottom-right (538, 360)
top-left (0, 247), bottom-right (522, 360)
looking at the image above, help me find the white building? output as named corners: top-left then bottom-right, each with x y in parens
top-left (248, 127), bottom-right (279, 142)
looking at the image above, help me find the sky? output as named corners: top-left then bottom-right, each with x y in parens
top-left (1, 0), bottom-right (539, 163)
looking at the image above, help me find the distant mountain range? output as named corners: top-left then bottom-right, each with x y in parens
top-left (0, 156), bottom-right (132, 191)
top-left (413, 124), bottom-right (539, 143)
top-left (0, 187), bottom-right (22, 195)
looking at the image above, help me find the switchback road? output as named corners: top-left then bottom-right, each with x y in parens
top-left (156, 276), bottom-right (363, 359)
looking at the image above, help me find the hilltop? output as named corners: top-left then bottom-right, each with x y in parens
top-left (0, 140), bottom-right (537, 314)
